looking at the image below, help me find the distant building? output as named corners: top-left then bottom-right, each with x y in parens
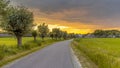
top-left (0, 33), bottom-right (12, 37)
top-left (83, 33), bottom-right (95, 38)
top-left (0, 33), bottom-right (32, 37)
top-left (77, 34), bottom-right (83, 38)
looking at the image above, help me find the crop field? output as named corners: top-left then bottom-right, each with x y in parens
top-left (0, 37), bottom-right (41, 46)
top-left (74, 38), bottom-right (120, 68)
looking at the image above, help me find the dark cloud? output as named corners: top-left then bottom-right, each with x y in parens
top-left (12, 0), bottom-right (120, 28)
top-left (11, 1), bottom-right (99, 14)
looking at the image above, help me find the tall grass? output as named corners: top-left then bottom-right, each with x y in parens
top-left (0, 37), bottom-right (41, 46)
top-left (74, 38), bottom-right (120, 68)
top-left (0, 37), bottom-right (61, 61)
top-left (0, 37), bottom-right (41, 60)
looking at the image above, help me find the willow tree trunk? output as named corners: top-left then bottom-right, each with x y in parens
top-left (41, 36), bottom-right (44, 41)
top-left (34, 36), bottom-right (36, 41)
top-left (17, 36), bottom-right (22, 47)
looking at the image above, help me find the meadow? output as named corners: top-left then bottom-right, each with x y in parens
top-left (73, 38), bottom-right (120, 68)
top-left (0, 37), bottom-right (40, 46)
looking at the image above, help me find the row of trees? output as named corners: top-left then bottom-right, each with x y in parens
top-left (0, 0), bottom-right (77, 47)
top-left (93, 30), bottom-right (120, 38)
top-left (32, 23), bottom-right (78, 41)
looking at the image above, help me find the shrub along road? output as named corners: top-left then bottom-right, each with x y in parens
top-left (3, 40), bottom-right (81, 68)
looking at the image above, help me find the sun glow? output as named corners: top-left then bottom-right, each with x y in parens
top-left (33, 17), bottom-right (96, 34)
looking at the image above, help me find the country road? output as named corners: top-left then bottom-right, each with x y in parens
top-left (3, 40), bottom-right (81, 68)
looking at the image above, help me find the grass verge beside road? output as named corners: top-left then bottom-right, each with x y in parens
top-left (71, 40), bottom-right (98, 68)
top-left (72, 38), bottom-right (120, 68)
top-left (0, 37), bottom-right (62, 67)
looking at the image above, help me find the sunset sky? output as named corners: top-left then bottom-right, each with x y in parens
top-left (11, 0), bottom-right (120, 34)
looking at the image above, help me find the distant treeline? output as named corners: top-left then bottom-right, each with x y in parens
top-left (84, 30), bottom-right (120, 38)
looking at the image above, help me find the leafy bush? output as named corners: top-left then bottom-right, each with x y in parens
top-left (0, 51), bottom-right (5, 60)
top-left (21, 44), bottom-right (32, 50)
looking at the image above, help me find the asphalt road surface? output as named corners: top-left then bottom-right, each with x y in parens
top-left (3, 40), bottom-right (80, 68)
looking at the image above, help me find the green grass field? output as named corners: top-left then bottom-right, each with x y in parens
top-left (74, 38), bottom-right (120, 68)
top-left (0, 37), bottom-right (41, 46)
top-left (0, 37), bottom-right (62, 67)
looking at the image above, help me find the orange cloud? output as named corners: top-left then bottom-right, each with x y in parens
top-left (30, 8), bottom-right (102, 34)
top-left (34, 17), bottom-right (96, 34)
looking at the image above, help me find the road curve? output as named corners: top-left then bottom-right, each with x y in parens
top-left (3, 40), bottom-right (76, 68)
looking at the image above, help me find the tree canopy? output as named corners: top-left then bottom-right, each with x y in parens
top-left (93, 30), bottom-right (120, 38)
top-left (0, 0), bottom-right (9, 15)
top-left (1, 6), bottom-right (33, 46)
top-left (38, 23), bottom-right (49, 40)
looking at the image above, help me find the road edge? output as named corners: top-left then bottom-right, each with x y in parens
top-left (71, 48), bottom-right (82, 68)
